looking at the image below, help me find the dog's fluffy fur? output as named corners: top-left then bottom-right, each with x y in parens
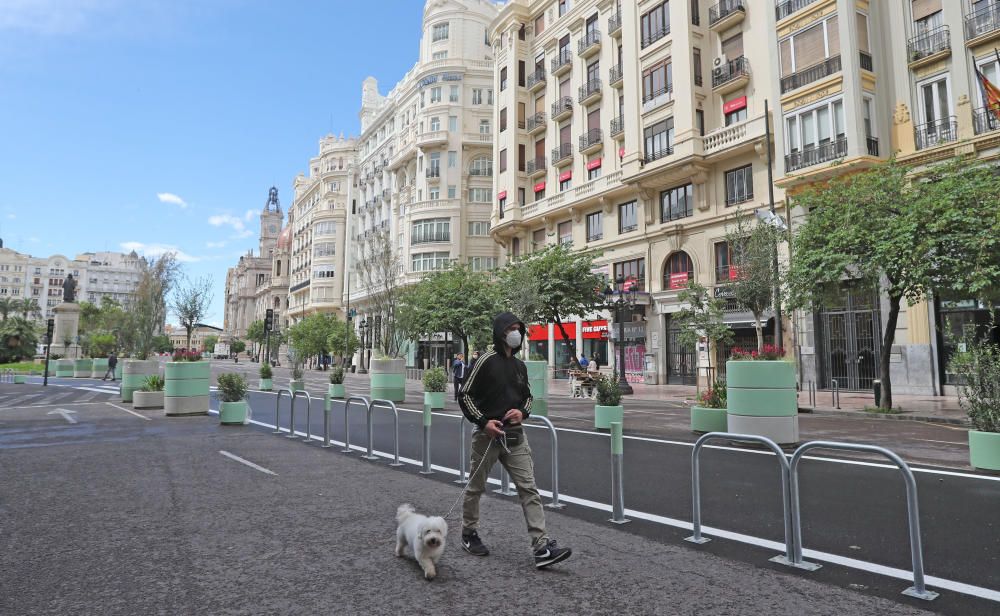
top-left (395, 504), bottom-right (448, 580)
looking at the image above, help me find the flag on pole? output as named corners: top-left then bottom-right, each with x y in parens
top-left (975, 49), bottom-right (1000, 126)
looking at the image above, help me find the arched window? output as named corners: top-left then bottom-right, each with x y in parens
top-left (664, 251), bottom-right (694, 290)
top-left (469, 155), bottom-right (493, 177)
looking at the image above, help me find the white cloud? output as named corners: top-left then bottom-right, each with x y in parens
top-left (206, 241), bottom-right (226, 249)
top-left (5, 213), bottom-right (15, 220)
top-left (157, 192), bottom-right (188, 208)
top-left (244, 209), bottom-right (256, 222)
top-left (120, 241), bottom-right (200, 263)
top-left (208, 214), bottom-right (253, 238)
top-left (0, 0), bottom-right (118, 35)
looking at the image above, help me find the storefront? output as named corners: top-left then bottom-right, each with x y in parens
top-left (936, 295), bottom-right (1000, 386)
top-left (527, 318), bottom-right (612, 378)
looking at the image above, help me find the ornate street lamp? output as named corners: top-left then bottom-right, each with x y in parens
top-left (358, 318), bottom-right (368, 374)
top-left (602, 275), bottom-right (638, 395)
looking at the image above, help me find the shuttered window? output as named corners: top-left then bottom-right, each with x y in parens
top-left (857, 13), bottom-right (870, 53)
top-left (911, 0), bottom-right (942, 22)
top-left (721, 33), bottom-right (743, 59)
top-left (827, 15), bottom-right (840, 56)
top-left (588, 108), bottom-right (601, 131)
top-left (793, 23), bottom-right (824, 67)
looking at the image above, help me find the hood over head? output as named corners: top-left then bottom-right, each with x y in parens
top-left (493, 311), bottom-right (526, 353)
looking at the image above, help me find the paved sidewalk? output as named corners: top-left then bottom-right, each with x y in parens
top-left (1, 410), bottom-right (941, 616)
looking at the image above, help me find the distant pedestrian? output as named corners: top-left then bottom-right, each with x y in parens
top-left (452, 353), bottom-right (467, 401)
top-left (579, 354), bottom-right (589, 368)
top-left (586, 357), bottom-right (599, 374)
top-left (103, 352), bottom-right (118, 381)
top-left (469, 350), bottom-right (480, 370)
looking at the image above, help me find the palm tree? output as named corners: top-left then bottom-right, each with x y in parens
top-left (0, 297), bottom-right (15, 322)
top-left (17, 298), bottom-right (41, 320)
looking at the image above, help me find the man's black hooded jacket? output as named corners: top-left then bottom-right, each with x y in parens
top-left (458, 312), bottom-right (533, 429)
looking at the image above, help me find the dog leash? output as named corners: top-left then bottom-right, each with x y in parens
top-left (441, 430), bottom-right (512, 521)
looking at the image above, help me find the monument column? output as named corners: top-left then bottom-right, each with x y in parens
top-left (53, 274), bottom-right (82, 359)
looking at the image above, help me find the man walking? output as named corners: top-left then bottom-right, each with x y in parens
top-left (103, 351), bottom-right (117, 381)
top-left (458, 312), bottom-right (572, 569)
top-left (451, 353), bottom-right (466, 401)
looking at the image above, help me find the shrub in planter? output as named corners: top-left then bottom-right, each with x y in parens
top-left (290, 364), bottom-right (305, 392)
top-left (134, 374), bottom-right (165, 410)
top-left (217, 372), bottom-right (249, 425)
top-left (165, 352), bottom-right (210, 416)
top-left (726, 345), bottom-right (798, 445)
top-left (328, 366), bottom-right (345, 398)
top-left (691, 380), bottom-right (728, 433)
top-left (594, 375), bottom-right (624, 430)
top-left (259, 362), bottom-right (273, 391)
top-left (423, 366), bottom-right (448, 409)
top-left (951, 340), bottom-right (1000, 471)
top-left (141, 374), bottom-right (165, 392)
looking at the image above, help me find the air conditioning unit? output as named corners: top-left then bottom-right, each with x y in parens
top-left (713, 54), bottom-right (728, 68)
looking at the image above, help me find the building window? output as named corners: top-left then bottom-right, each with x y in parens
top-left (412, 251), bottom-right (451, 272)
top-left (450, 85), bottom-right (459, 102)
top-left (693, 47), bottom-right (702, 86)
top-left (469, 221), bottom-right (491, 236)
top-left (472, 89), bottom-right (483, 105)
top-left (314, 221), bottom-right (337, 236)
top-left (468, 188), bottom-right (492, 203)
top-left (470, 155), bottom-right (492, 176)
top-left (785, 98), bottom-right (846, 156)
top-left (557, 220), bottom-right (573, 245)
top-left (664, 252), bottom-right (694, 290)
top-left (778, 15), bottom-right (839, 78)
top-left (532, 228), bottom-right (546, 251)
top-left (588, 165), bottom-right (601, 180)
top-left (640, 1), bottom-right (670, 48)
top-left (642, 60), bottom-right (672, 102)
top-left (618, 200), bottom-right (638, 234)
top-left (500, 67), bottom-right (508, 91)
top-left (498, 196), bottom-right (507, 217)
top-left (696, 109), bottom-right (705, 136)
top-left (469, 256), bottom-right (498, 271)
top-left (535, 13), bottom-right (545, 35)
top-left (448, 185), bottom-right (457, 199)
top-left (448, 151), bottom-right (457, 168)
top-left (660, 183), bottom-right (693, 222)
top-left (559, 0), bottom-right (569, 17)
top-left (500, 108), bottom-right (507, 132)
top-left (313, 242), bottom-right (336, 257)
top-left (431, 87), bottom-right (442, 103)
top-left (725, 165), bottom-right (754, 206)
top-left (432, 51), bottom-right (448, 60)
top-left (586, 211), bottom-right (603, 241)
top-left (512, 237), bottom-right (521, 258)
top-left (412, 218), bottom-right (451, 244)
top-left (518, 60), bottom-right (526, 87)
top-left (432, 22), bottom-right (450, 42)
top-left (714, 241), bottom-right (734, 282)
top-left (560, 176), bottom-right (572, 191)
top-left (614, 258), bottom-right (645, 291)
top-left (429, 187), bottom-right (440, 200)
top-left (430, 116), bottom-right (441, 131)
top-left (725, 106), bottom-right (747, 126)
top-left (643, 118), bottom-right (674, 161)
top-left (480, 119), bottom-right (490, 134)
top-left (499, 148), bottom-right (508, 173)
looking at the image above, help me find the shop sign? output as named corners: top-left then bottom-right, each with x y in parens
top-left (622, 323), bottom-right (646, 341)
top-left (586, 158), bottom-right (602, 170)
top-left (581, 320), bottom-right (608, 339)
top-left (528, 324), bottom-right (548, 341)
top-left (559, 170), bottom-right (572, 182)
top-left (669, 272), bottom-right (689, 290)
top-left (533, 181), bottom-right (547, 193)
top-left (723, 95), bottom-right (747, 115)
top-left (714, 285), bottom-right (735, 298)
top-left (497, 190), bottom-right (507, 200)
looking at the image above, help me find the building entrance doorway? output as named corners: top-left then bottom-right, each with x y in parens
top-left (665, 316), bottom-right (696, 385)
top-left (819, 283), bottom-right (881, 391)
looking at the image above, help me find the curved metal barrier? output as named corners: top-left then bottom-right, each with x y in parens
top-left (787, 441), bottom-right (938, 601)
top-left (287, 390), bottom-right (313, 440)
top-left (341, 395), bottom-right (370, 454)
top-left (273, 389), bottom-right (292, 435)
top-left (366, 398), bottom-right (403, 467)
top-left (531, 415), bottom-right (565, 509)
top-left (685, 432), bottom-right (796, 567)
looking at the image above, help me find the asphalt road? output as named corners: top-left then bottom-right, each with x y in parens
top-left (0, 382), bottom-right (951, 616)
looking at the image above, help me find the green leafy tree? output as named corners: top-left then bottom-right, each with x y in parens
top-left (672, 281), bottom-right (734, 385)
top-left (356, 229), bottom-right (407, 358)
top-left (127, 253), bottom-right (181, 359)
top-left (0, 317), bottom-right (38, 361)
top-left (725, 212), bottom-right (785, 352)
top-left (498, 244), bottom-right (604, 359)
top-left (398, 264), bottom-right (497, 355)
top-left (245, 319), bottom-right (265, 358)
top-left (203, 335), bottom-right (219, 352)
top-left (87, 333), bottom-right (116, 358)
top-left (231, 340), bottom-right (246, 355)
top-left (288, 313), bottom-right (338, 361)
top-left (788, 159), bottom-right (1000, 409)
top-left (151, 334), bottom-right (174, 354)
top-left (326, 319), bottom-right (359, 365)
top-left (16, 298), bottom-right (41, 321)
top-left (172, 276), bottom-right (214, 351)
top-left (0, 297), bottom-right (16, 322)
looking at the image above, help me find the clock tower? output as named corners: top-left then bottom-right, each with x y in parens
top-left (259, 186), bottom-right (283, 257)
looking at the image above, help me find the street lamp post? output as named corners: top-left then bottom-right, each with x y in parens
top-left (602, 275), bottom-right (638, 395)
top-left (358, 319), bottom-right (368, 374)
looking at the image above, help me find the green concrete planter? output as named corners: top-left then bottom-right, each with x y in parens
top-left (73, 358), bottom-right (93, 378)
top-left (329, 383), bottom-right (345, 399)
top-left (55, 359), bottom-right (75, 378)
top-left (122, 360), bottom-right (158, 403)
top-left (13, 375), bottom-right (25, 384)
top-left (370, 358), bottom-right (405, 402)
top-left (219, 401), bottom-right (248, 425)
top-left (165, 361), bottom-right (209, 416)
top-left (289, 380), bottom-right (304, 393)
top-left (969, 430), bottom-right (1000, 472)
top-left (133, 390), bottom-right (164, 410)
top-left (424, 391), bottom-right (446, 410)
top-left (726, 360), bottom-right (799, 445)
top-left (691, 406), bottom-right (728, 433)
top-left (595, 404), bottom-right (624, 430)
top-left (91, 358), bottom-right (109, 379)
top-left (526, 360), bottom-right (549, 417)
top-left (259, 378), bottom-right (273, 391)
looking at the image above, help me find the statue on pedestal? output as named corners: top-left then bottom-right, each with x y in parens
top-left (62, 274), bottom-right (77, 303)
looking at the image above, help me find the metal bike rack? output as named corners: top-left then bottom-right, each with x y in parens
top-left (609, 422), bottom-right (628, 524)
top-left (365, 399), bottom-right (403, 466)
top-left (685, 432), bottom-right (798, 568)
top-left (831, 379), bottom-right (840, 409)
top-left (341, 396), bottom-right (370, 454)
top-left (531, 415), bottom-right (565, 509)
top-left (287, 390), bottom-right (313, 441)
top-left (786, 441), bottom-right (938, 601)
top-left (273, 389), bottom-right (292, 435)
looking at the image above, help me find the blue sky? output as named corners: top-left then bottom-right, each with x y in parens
top-left (0, 0), bottom-right (426, 327)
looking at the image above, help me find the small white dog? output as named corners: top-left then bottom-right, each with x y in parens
top-left (395, 503), bottom-right (448, 580)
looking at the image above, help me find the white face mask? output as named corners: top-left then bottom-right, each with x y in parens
top-left (504, 330), bottom-right (522, 348)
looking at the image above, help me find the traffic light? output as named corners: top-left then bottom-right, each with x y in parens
top-left (46, 319), bottom-right (54, 342)
top-left (264, 309), bottom-right (274, 332)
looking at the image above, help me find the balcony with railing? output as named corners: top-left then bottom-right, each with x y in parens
top-left (965, 4), bottom-right (1000, 43)
top-left (642, 84), bottom-right (673, 113)
top-left (641, 24), bottom-right (669, 49)
top-left (527, 112), bottom-right (547, 135)
top-left (578, 29), bottom-right (601, 58)
top-left (526, 156), bottom-right (547, 178)
top-left (578, 78), bottom-right (602, 104)
top-left (712, 55), bottom-right (750, 94)
top-left (859, 51), bottom-right (873, 71)
top-left (709, 0), bottom-right (745, 31)
top-left (426, 167), bottom-right (441, 179)
top-left (610, 116), bottom-right (625, 139)
top-left (552, 96), bottom-right (573, 121)
top-left (551, 49), bottom-right (572, 76)
top-left (579, 128), bottom-right (603, 154)
top-left (416, 130), bottom-right (449, 148)
top-left (866, 136), bottom-right (880, 157)
top-left (907, 26), bottom-right (951, 66)
top-left (784, 137), bottom-right (847, 172)
top-left (609, 11), bottom-right (622, 37)
top-left (552, 143), bottom-right (573, 165)
top-left (780, 55), bottom-right (841, 94)
top-left (463, 132), bottom-right (493, 147)
top-left (974, 107), bottom-right (1000, 135)
top-left (644, 143), bottom-right (673, 164)
top-left (915, 116), bottom-right (958, 150)
top-left (610, 64), bottom-right (623, 86)
top-left (527, 68), bottom-right (546, 92)
top-left (775, 0), bottom-right (820, 21)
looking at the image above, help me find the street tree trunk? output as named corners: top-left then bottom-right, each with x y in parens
top-left (879, 293), bottom-right (902, 410)
top-left (753, 313), bottom-right (764, 352)
top-left (554, 318), bottom-right (577, 360)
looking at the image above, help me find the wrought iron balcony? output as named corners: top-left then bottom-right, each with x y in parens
top-left (551, 49), bottom-right (572, 76)
top-left (526, 111), bottom-right (547, 135)
top-left (642, 84), bottom-right (672, 105)
top-left (579, 128), bottom-right (603, 153)
top-left (866, 136), bottom-right (880, 157)
top-left (552, 143), bottom-right (573, 164)
top-left (712, 55), bottom-right (750, 90)
top-left (426, 168), bottom-right (441, 179)
top-left (966, 4), bottom-right (1000, 41)
top-left (610, 116), bottom-right (624, 138)
top-left (709, 1), bottom-right (745, 28)
top-left (610, 64), bottom-right (623, 86)
top-left (609, 12), bottom-right (622, 36)
top-left (578, 29), bottom-right (601, 57)
top-left (915, 116), bottom-right (958, 150)
top-left (908, 26), bottom-right (950, 63)
top-left (526, 68), bottom-right (546, 91)
top-left (775, 0), bottom-right (819, 21)
top-left (469, 164), bottom-right (493, 177)
top-left (973, 107), bottom-right (1000, 135)
top-left (641, 24), bottom-right (669, 49)
top-left (552, 96), bottom-right (573, 120)
top-left (526, 156), bottom-right (547, 177)
top-left (784, 138), bottom-right (847, 172)
top-left (860, 51), bottom-right (873, 71)
top-left (780, 55), bottom-right (841, 93)
top-left (644, 143), bottom-right (673, 164)
top-left (578, 78), bottom-right (602, 104)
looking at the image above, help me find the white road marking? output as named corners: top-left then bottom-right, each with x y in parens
top-left (916, 439), bottom-right (966, 446)
top-left (1, 402), bottom-right (104, 410)
top-left (105, 403), bottom-right (151, 421)
top-left (225, 410), bottom-right (1000, 603)
top-left (218, 450), bottom-right (277, 475)
top-left (47, 409), bottom-right (77, 424)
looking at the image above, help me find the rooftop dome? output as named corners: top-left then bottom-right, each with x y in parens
top-left (276, 225), bottom-right (292, 251)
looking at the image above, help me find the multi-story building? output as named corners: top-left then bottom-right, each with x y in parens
top-left (348, 0), bottom-right (501, 368)
top-left (490, 0), bottom-right (783, 384)
top-left (165, 323), bottom-right (224, 352)
top-left (222, 187), bottom-right (283, 340)
top-left (77, 251), bottom-right (144, 308)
